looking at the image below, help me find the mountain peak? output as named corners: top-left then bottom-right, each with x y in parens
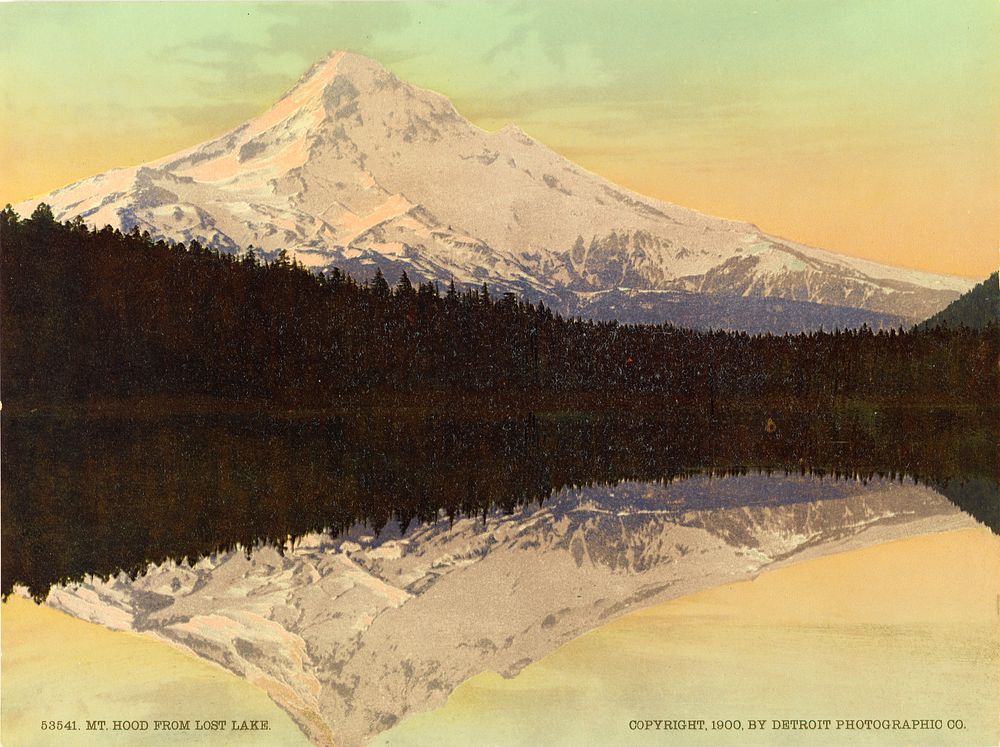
top-left (14, 51), bottom-right (972, 330)
top-left (300, 50), bottom-right (348, 93)
top-left (148, 51), bottom-right (419, 183)
top-left (291, 50), bottom-right (392, 94)
top-left (260, 49), bottom-right (462, 138)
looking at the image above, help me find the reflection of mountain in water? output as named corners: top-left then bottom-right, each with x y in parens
top-left (44, 475), bottom-right (977, 747)
top-left (5, 410), bottom-right (995, 599)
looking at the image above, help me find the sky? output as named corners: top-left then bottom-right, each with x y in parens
top-left (1, 1), bottom-right (996, 279)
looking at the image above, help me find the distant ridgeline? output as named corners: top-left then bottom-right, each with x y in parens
top-left (921, 271), bottom-right (999, 330)
top-left (1, 205), bottom-right (997, 412)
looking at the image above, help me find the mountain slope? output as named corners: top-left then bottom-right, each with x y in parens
top-left (921, 271), bottom-right (999, 329)
top-left (13, 51), bottom-right (971, 330)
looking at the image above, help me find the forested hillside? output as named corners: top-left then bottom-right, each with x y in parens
top-left (2, 204), bottom-right (996, 412)
top-left (921, 271), bottom-right (999, 330)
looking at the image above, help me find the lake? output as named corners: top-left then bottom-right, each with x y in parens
top-left (1, 410), bottom-right (996, 746)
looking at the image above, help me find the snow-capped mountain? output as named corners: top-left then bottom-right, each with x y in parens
top-left (13, 51), bottom-right (971, 330)
top-left (41, 476), bottom-right (975, 747)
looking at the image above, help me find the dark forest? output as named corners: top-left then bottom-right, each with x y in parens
top-left (1, 204), bottom-right (996, 414)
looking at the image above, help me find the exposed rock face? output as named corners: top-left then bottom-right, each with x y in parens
top-left (43, 476), bottom-right (976, 746)
top-left (14, 52), bottom-right (969, 331)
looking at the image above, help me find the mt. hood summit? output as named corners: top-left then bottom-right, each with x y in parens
top-left (15, 51), bottom-right (971, 331)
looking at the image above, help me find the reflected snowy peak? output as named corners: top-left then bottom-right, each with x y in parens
top-left (44, 475), bottom-right (975, 747)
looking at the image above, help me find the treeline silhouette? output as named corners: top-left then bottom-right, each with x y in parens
top-left (4, 409), bottom-right (996, 600)
top-left (2, 204), bottom-right (996, 412)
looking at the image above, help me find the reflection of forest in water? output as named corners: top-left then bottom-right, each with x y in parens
top-left (3, 406), bottom-right (996, 599)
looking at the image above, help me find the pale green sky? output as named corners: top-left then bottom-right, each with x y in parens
top-left (2, 1), bottom-right (997, 278)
